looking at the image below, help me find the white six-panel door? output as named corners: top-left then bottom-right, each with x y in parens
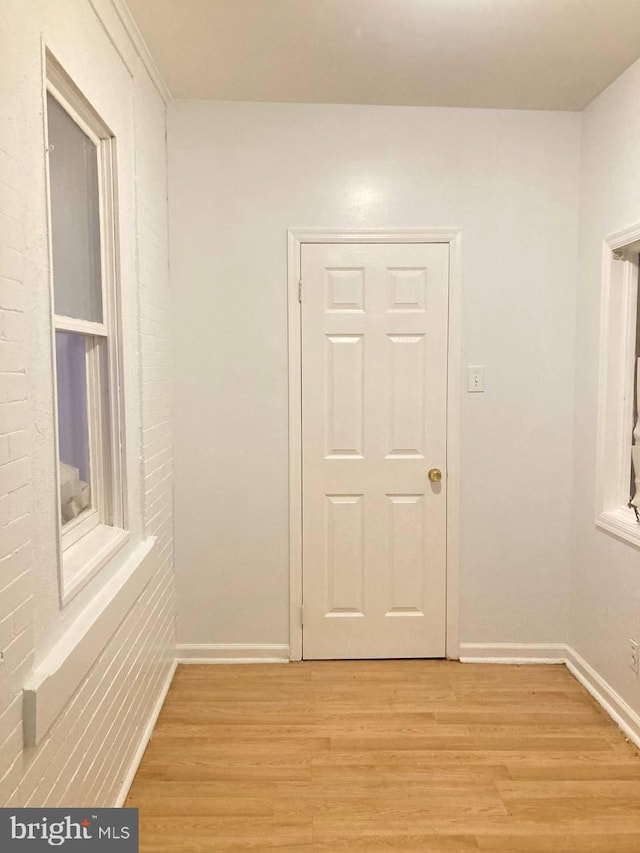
top-left (301, 242), bottom-right (449, 659)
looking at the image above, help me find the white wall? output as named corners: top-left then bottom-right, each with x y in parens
top-left (169, 100), bottom-right (581, 652)
top-left (0, 0), bottom-right (173, 806)
top-left (570, 57), bottom-right (640, 712)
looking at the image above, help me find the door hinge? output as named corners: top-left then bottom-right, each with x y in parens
top-left (300, 605), bottom-right (305, 627)
top-left (298, 280), bottom-right (303, 303)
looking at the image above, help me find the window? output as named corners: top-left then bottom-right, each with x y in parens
top-left (45, 58), bottom-right (127, 601)
top-left (630, 281), bottom-right (640, 518)
top-left (596, 227), bottom-right (640, 548)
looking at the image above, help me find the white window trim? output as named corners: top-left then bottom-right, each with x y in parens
top-left (44, 52), bottom-right (128, 605)
top-left (595, 223), bottom-right (640, 549)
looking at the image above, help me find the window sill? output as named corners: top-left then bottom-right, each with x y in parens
top-left (62, 524), bottom-right (130, 607)
top-left (596, 507), bottom-right (640, 549)
top-left (24, 535), bottom-right (158, 747)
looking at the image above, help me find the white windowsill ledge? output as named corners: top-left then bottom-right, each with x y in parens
top-left (23, 535), bottom-right (157, 748)
top-left (62, 524), bottom-right (130, 606)
top-left (596, 508), bottom-right (640, 549)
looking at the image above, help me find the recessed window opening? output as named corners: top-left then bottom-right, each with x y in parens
top-left (631, 262), bottom-right (640, 521)
top-left (45, 54), bottom-right (127, 601)
top-left (596, 230), bottom-right (640, 548)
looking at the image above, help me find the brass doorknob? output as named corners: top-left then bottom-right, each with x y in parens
top-left (428, 468), bottom-right (442, 483)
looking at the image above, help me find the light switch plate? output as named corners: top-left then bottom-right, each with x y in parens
top-left (467, 365), bottom-right (485, 393)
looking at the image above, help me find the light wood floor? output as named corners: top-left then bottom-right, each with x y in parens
top-left (127, 661), bottom-right (640, 852)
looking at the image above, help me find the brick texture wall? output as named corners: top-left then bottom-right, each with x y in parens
top-left (0, 73), bottom-right (35, 809)
top-left (0, 1), bottom-right (175, 807)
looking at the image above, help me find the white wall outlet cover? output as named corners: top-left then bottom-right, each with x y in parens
top-left (467, 365), bottom-right (485, 393)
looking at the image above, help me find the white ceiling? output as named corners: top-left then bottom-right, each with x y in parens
top-left (127, 0), bottom-right (640, 110)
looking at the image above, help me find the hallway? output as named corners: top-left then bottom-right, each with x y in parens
top-left (127, 661), bottom-right (640, 851)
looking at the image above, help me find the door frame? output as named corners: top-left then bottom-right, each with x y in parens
top-left (287, 228), bottom-right (462, 661)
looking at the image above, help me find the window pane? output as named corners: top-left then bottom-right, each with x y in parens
top-left (632, 265), bottom-right (640, 508)
top-left (47, 93), bottom-right (103, 323)
top-left (56, 331), bottom-right (92, 524)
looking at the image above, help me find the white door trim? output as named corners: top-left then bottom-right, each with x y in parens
top-left (287, 228), bottom-right (462, 661)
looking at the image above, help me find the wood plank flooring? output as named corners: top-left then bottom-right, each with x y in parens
top-left (127, 661), bottom-right (640, 852)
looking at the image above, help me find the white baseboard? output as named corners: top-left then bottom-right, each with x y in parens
top-left (176, 643), bottom-right (290, 664)
top-left (565, 646), bottom-right (640, 750)
top-left (113, 657), bottom-right (177, 807)
top-left (459, 642), bottom-right (640, 749)
top-left (459, 643), bottom-right (568, 664)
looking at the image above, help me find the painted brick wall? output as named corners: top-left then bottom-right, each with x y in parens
top-left (136, 64), bottom-right (173, 547)
top-left (0, 0), bottom-right (174, 807)
top-left (0, 58), bottom-right (35, 809)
